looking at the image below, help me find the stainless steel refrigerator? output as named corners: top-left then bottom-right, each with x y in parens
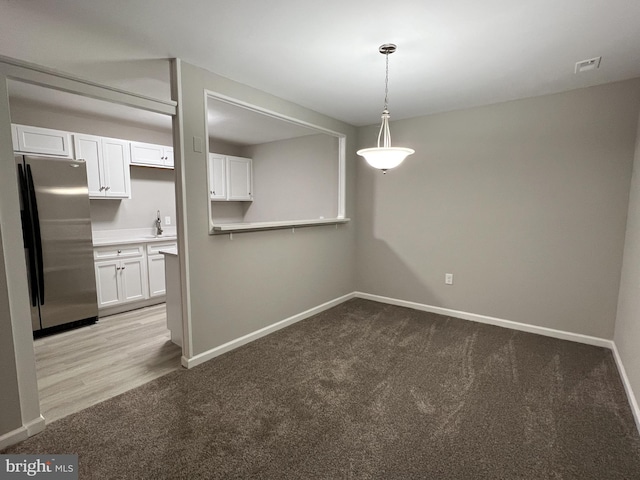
top-left (16, 154), bottom-right (98, 335)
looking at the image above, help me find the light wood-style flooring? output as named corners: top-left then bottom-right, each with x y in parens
top-left (33, 304), bottom-right (182, 424)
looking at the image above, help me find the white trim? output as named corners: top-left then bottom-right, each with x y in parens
top-left (203, 88), bottom-right (347, 236)
top-left (337, 135), bottom-right (346, 219)
top-left (0, 55), bottom-right (176, 115)
top-left (611, 343), bottom-right (640, 433)
top-left (182, 293), bottom-right (355, 369)
top-left (211, 218), bottom-right (350, 234)
top-left (355, 292), bottom-right (640, 434)
top-left (180, 290), bottom-right (640, 436)
top-left (354, 292), bottom-right (613, 348)
top-left (204, 90), bottom-right (343, 138)
top-left (169, 58), bottom-right (192, 361)
top-left (0, 415), bottom-right (45, 450)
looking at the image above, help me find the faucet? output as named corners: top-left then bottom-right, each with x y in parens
top-left (155, 210), bottom-right (163, 236)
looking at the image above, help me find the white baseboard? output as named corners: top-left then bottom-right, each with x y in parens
top-left (610, 343), bottom-right (640, 433)
top-left (354, 292), bottom-right (613, 348)
top-left (355, 292), bottom-right (640, 434)
top-left (182, 292), bottom-right (356, 369)
top-left (181, 290), bottom-right (640, 436)
top-left (0, 415), bottom-right (45, 450)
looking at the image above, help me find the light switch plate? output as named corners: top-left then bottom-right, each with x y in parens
top-left (193, 136), bottom-right (203, 153)
top-left (164, 216), bottom-right (171, 225)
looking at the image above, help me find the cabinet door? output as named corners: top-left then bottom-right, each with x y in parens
top-left (209, 154), bottom-right (227, 200)
top-left (120, 257), bottom-right (147, 302)
top-left (14, 124), bottom-right (72, 157)
top-left (102, 138), bottom-right (131, 198)
top-left (95, 260), bottom-right (121, 308)
top-left (11, 124), bottom-right (19, 151)
top-left (130, 141), bottom-right (164, 167)
top-left (148, 254), bottom-right (166, 297)
top-left (163, 147), bottom-right (174, 168)
top-left (227, 156), bottom-right (252, 201)
top-left (74, 134), bottom-right (104, 197)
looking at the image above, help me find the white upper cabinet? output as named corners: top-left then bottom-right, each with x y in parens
top-left (13, 124), bottom-right (73, 158)
top-left (74, 134), bottom-right (103, 197)
top-left (208, 154), bottom-right (227, 200)
top-left (130, 141), bottom-right (174, 169)
top-left (209, 153), bottom-right (253, 202)
top-left (74, 134), bottom-right (131, 199)
top-left (102, 138), bottom-right (131, 198)
top-left (227, 156), bottom-right (253, 201)
top-left (163, 147), bottom-right (174, 168)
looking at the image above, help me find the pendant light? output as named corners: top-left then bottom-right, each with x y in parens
top-left (357, 43), bottom-right (414, 173)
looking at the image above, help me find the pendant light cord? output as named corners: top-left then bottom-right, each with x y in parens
top-left (377, 51), bottom-right (391, 148)
top-left (383, 51), bottom-right (389, 111)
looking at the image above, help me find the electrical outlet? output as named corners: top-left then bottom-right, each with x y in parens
top-left (164, 216), bottom-right (171, 225)
top-left (445, 273), bottom-right (453, 285)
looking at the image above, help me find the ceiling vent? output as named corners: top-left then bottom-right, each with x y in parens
top-left (575, 57), bottom-right (601, 74)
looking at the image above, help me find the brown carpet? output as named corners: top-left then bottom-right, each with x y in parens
top-left (4, 298), bottom-right (640, 478)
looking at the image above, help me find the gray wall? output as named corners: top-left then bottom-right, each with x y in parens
top-left (178, 61), bottom-right (357, 356)
top-left (355, 78), bottom-right (640, 339)
top-left (0, 225), bottom-right (23, 435)
top-left (615, 109), bottom-right (640, 405)
top-left (242, 134), bottom-right (339, 222)
top-left (0, 75), bottom-right (41, 446)
top-left (90, 167), bottom-right (176, 231)
top-left (9, 98), bottom-right (176, 232)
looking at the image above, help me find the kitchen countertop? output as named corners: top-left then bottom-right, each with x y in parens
top-left (92, 228), bottom-right (177, 247)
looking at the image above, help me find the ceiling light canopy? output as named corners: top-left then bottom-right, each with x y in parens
top-left (357, 43), bottom-right (414, 174)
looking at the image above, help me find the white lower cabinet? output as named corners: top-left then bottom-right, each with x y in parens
top-left (94, 245), bottom-right (147, 309)
top-left (147, 255), bottom-right (167, 297)
top-left (94, 241), bottom-right (176, 310)
top-left (146, 242), bottom-right (176, 297)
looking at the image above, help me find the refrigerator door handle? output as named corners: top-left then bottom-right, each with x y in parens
top-left (18, 163), bottom-right (39, 308)
top-left (26, 164), bottom-right (45, 306)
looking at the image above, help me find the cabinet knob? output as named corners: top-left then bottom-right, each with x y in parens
top-left (117, 249), bottom-right (121, 254)
top-left (105, 186), bottom-right (111, 191)
top-left (121, 266), bottom-right (126, 270)
top-left (116, 266), bottom-right (121, 270)
top-left (99, 186), bottom-right (105, 191)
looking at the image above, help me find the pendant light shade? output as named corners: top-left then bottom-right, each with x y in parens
top-left (357, 44), bottom-right (414, 173)
top-left (358, 146), bottom-right (414, 171)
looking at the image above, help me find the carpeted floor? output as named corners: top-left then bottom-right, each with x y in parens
top-left (4, 298), bottom-right (640, 478)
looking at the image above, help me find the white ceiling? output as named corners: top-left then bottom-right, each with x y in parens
top-left (1, 0), bottom-right (639, 127)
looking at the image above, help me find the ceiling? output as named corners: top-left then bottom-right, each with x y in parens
top-left (1, 0), bottom-right (639, 127)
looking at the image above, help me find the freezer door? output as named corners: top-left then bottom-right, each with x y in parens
top-left (16, 157), bottom-right (43, 331)
top-left (25, 156), bottom-right (98, 329)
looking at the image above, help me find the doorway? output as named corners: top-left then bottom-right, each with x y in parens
top-left (1, 61), bottom-right (185, 428)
